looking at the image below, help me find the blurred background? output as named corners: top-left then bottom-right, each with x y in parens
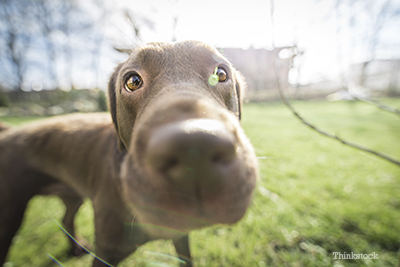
top-left (1, 0), bottom-right (399, 115)
top-left (1, 0), bottom-right (400, 266)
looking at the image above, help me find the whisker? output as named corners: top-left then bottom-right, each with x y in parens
top-left (257, 156), bottom-right (283, 160)
top-left (105, 18), bottom-right (139, 47)
top-left (47, 254), bottom-right (65, 267)
top-left (144, 250), bottom-right (185, 265)
top-left (130, 215), bottom-right (136, 232)
top-left (52, 218), bottom-right (114, 267)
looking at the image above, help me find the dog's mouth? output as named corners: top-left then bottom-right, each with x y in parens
top-left (121, 115), bottom-right (257, 238)
top-left (121, 167), bottom-right (255, 239)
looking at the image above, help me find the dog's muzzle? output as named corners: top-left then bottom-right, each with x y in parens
top-left (121, 93), bottom-right (257, 238)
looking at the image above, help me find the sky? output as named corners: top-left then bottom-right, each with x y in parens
top-left (3, 0), bottom-right (399, 91)
top-left (111, 0), bottom-right (321, 48)
top-left (101, 0), bottom-right (400, 86)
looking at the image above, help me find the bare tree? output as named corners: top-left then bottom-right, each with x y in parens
top-left (0, 0), bottom-right (34, 91)
top-left (340, 0), bottom-right (400, 117)
top-left (170, 0), bottom-right (179, 42)
top-left (56, 0), bottom-right (74, 89)
top-left (348, 0), bottom-right (400, 89)
top-left (123, 8), bottom-right (155, 45)
top-left (0, 0), bottom-right (155, 94)
top-left (34, 0), bottom-right (59, 89)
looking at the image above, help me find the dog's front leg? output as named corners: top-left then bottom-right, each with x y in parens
top-left (173, 235), bottom-right (192, 267)
top-left (59, 193), bottom-right (87, 256)
top-left (91, 204), bottom-right (132, 266)
top-left (92, 198), bottom-right (150, 267)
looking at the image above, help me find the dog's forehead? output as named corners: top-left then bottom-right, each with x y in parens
top-left (126, 41), bottom-right (227, 71)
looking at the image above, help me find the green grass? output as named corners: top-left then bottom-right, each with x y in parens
top-left (2, 99), bottom-right (400, 267)
top-left (1, 116), bottom-right (48, 126)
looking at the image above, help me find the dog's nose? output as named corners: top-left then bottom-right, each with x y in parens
top-left (146, 119), bottom-right (237, 192)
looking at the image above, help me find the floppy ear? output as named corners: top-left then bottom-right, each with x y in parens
top-left (114, 47), bottom-right (133, 55)
top-left (108, 63), bottom-right (126, 151)
top-left (234, 70), bottom-right (246, 121)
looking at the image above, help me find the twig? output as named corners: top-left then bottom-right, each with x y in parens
top-left (351, 95), bottom-right (400, 118)
top-left (268, 0), bottom-right (400, 167)
top-left (277, 85), bottom-right (400, 166)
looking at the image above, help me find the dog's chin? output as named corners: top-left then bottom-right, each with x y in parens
top-left (124, 194), bottom-right (250, 239)
top-left (126, 207), bottom-right (211, 239)
top-left (121, 168), bottom-right (255, 239)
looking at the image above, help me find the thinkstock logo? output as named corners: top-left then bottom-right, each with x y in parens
top-left (333, 252), bottom-right (378, 260)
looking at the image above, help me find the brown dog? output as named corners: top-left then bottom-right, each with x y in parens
top-left (0, 41), bottom-right (258, 266)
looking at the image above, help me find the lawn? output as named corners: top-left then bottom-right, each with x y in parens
top-left (2, 99), bottom-right (400, 267)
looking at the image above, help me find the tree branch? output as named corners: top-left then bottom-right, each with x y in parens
top-left (268, 0), bottom-right (400, 167)
top-left (351, 95), bottom-right (400, 118)
top-left (273, 68), bottom-right (400, 167)
top-left (278, 86), bottom-right (400, 166)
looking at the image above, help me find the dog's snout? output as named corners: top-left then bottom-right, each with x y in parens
top-left (146, 119), bottom-right (237, 191)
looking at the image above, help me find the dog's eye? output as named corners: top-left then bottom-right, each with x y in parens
top-left (125, 74), bottom-right (142, 92)
top-left (216, 68), bottom-right (227, 82)
top-left (208, 67), bottom-right (228, 86)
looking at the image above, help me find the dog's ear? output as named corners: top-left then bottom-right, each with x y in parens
top-left (108, 63), bottom-right (126, 151)
top-left (234, 70), bottom-right (246, 121)
top-left (114, 48), bottom-right (133, 55)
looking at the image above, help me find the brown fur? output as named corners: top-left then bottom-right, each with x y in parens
top-left (0, 41), bottom-right (258, 267)
top-left (0, 122), bottom-right (9, 132)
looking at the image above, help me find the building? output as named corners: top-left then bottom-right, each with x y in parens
top-left (349, 60), bottom-right (400, 96)
top-left (220, 46), bottom-right (297, 101)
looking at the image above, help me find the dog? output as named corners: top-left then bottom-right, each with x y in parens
top-left (0, 40), bottom-right (258, 267)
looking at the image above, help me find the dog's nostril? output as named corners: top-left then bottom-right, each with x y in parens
top-left (211, 147), bottom-right (236, 164)
top-left (212, 153), bottom-right (224, 163)
top-left (163, 158), bottom-right (179, 171)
